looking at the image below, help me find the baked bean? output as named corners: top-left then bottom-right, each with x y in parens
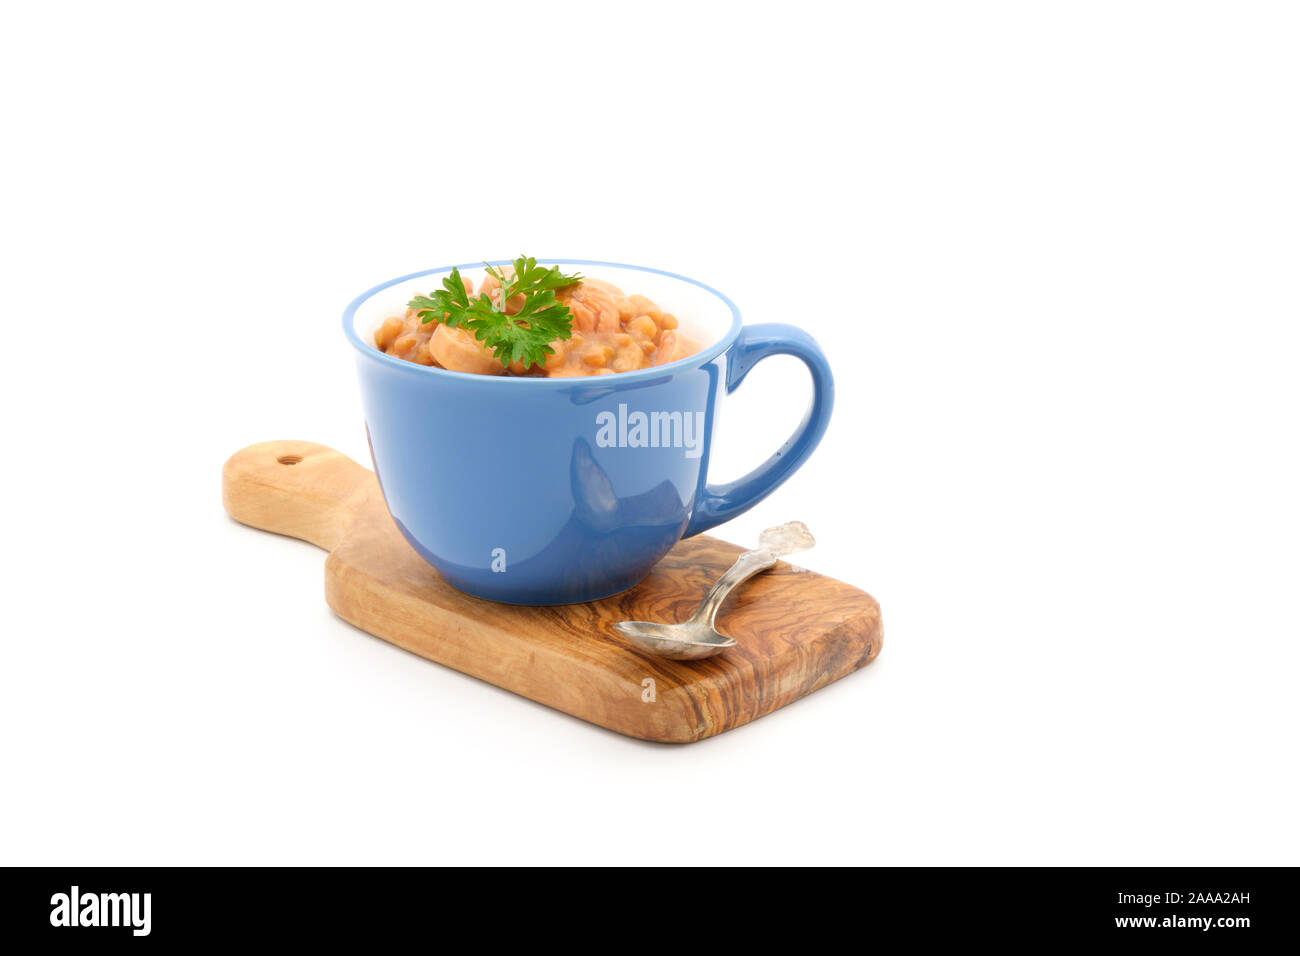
top-left (628, 315), bottom-right (658, 340)
top-left (624, 294), bottom-right (661, 320)
top-left (582, 345), bottom-right (614, 368)
top-left (612, 346), bottom-right (643, 372)
top-left (375, 316), bottom-right (405, 351)
top-left (541, 348), bottom-right (565, 372)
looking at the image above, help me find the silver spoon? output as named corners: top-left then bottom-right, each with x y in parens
top-left (614, 521), bottom-right (816, 660)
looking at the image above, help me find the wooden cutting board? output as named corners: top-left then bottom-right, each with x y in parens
top-left (222, 440), bottom-right (882, 743)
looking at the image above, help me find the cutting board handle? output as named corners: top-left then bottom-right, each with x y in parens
top-left (222, 441), bottom-right (372, 551)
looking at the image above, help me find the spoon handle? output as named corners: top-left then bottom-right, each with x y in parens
top-left (690, 548), bottom-right (780, 630)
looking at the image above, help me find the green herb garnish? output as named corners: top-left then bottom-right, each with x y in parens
top-left (409, 256), bottom-right (583, 369)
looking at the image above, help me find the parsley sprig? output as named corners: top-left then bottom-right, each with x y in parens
top-left (409, 256), bottom-right (583, 369)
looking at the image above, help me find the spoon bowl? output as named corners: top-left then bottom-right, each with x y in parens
top-left (613, 619), bottom-right (738, 661)
top-left (613, 521), bottom-right (815, 661)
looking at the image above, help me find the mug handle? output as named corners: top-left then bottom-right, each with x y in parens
top-left (685, 323), bottom-right (835, 537)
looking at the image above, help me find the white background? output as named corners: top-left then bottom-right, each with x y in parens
top-left (2, 1), bottom-right (1297, 866)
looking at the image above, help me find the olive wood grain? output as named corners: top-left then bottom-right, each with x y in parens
top-left (223, 440), bottom-right (882, 743)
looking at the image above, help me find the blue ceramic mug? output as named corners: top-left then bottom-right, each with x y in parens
top-left (343, 260), bottom-right (834, 605)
